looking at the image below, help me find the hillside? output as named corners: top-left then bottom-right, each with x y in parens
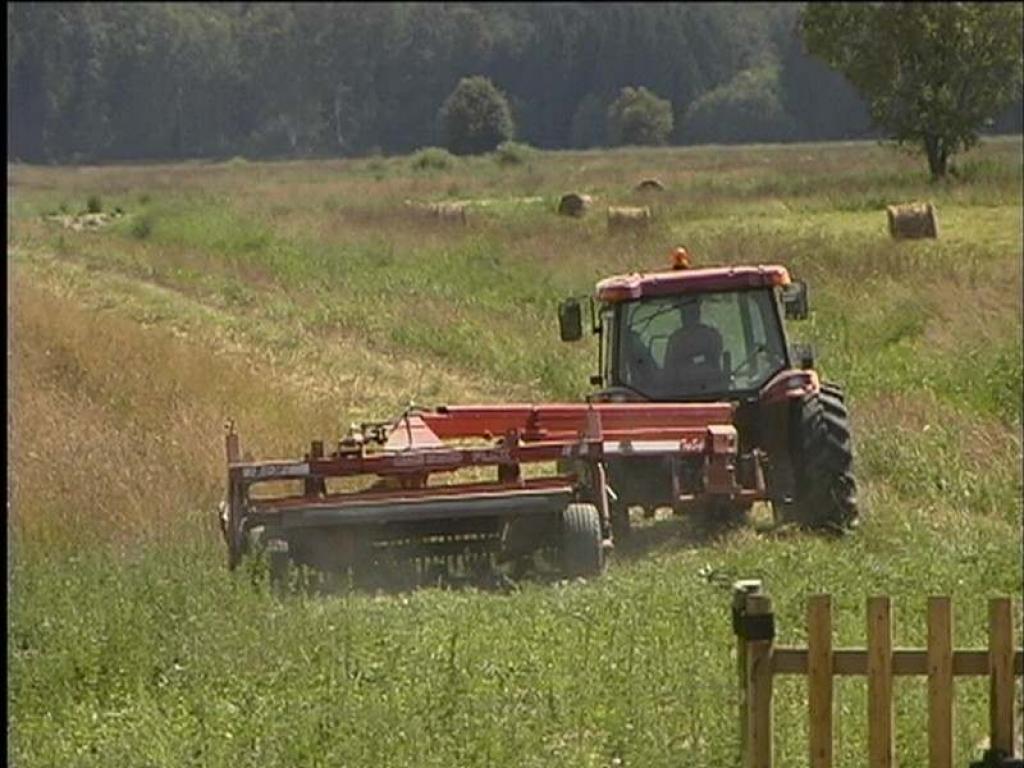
top-left (8, 138), bottom-right (1023, 766)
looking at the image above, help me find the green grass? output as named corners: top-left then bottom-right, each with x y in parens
top-left (9, 509), bottom-right (1020, 767)
top-left (8, 137), bottom-right (1023, 767)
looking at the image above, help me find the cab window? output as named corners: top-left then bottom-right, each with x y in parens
top-left (615, 288), bottom-right (787, 398)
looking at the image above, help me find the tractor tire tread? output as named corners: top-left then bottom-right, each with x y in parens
top-left (820, 382), bottom-right (846, 402)
top-left (790, 387), bottom-right (859, 531)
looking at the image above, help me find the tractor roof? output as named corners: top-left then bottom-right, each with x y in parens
top-left (595, 264), bottom-right (791, 304)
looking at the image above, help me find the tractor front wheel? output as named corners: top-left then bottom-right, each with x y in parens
top-left (562, 503), bottom-right (605, 578)
top-left (789, 383), bottom-right (859, 532)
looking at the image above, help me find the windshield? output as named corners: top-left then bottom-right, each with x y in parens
top-left (614, 288), bottom-right (788, 398)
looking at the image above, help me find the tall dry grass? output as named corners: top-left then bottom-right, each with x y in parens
top-left (7, 272), bottom-right (339, 553)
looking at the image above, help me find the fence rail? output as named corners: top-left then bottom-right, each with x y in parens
top-left (731, 580), bottom-right (1023, 768)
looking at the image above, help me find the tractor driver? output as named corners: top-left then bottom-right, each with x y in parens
top-left (660, 296), bottom-right (726, 393)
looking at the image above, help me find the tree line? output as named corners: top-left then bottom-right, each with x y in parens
top-left (7, 2), bottom-right (1022, 164)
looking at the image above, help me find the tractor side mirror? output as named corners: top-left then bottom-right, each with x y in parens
top-left (783, 280), bottom-right (809, 320)
top-left (558, 298), bottom-right (583, 342)
top-left (790, 342), bottom-right (816, 370)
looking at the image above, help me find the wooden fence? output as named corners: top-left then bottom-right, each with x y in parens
top-left (731, 580), bottom-right (1023, 768)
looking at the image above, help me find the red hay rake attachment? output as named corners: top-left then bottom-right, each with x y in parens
top-left (221, 401), bottom-right (748, 585)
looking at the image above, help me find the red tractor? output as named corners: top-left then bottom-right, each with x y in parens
top-left (555, 249), bottom-right (858, 539)
top-left (221, 252), bottom-right (857, 587)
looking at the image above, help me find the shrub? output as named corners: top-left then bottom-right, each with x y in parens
top-left (86, 194), bottom-right (103, 214)
top-left (130, 214), bottom-right (154, 240)
top-left (682, 66), bottom-right (795, 145)
top-left (411, 147), bottom-right (456, 171)
top-left (607, 86), bottom-right (674, 146)
top-left (439, 76), bottom-right (515, 156)
top-left (949, 156), bottom-right (1002, 182)
top-left (493, 141), bottom-right (535, 166)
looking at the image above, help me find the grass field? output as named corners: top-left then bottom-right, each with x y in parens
top-left (8, 137), bottom-right (1023, 767)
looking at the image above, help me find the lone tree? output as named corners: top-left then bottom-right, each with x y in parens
top-left (801, 3), bottom-right (1023, 179)
top-left (607, 86), bottom-right (674, 146)
top-left (439, 76), bottom-right (515, 156)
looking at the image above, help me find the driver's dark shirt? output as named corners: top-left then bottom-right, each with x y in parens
top-left (662, 323), bottom-right (724, 391)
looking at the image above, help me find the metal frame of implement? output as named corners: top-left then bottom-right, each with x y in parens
top-left (221, 402), bottom-right (754, 568)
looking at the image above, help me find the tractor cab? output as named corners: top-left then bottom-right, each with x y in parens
top-left (556, 250), bottom-right (855, 535)
top-left (558, 251), bottom-right (810, 404)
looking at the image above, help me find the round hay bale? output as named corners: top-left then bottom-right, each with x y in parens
top-left (558, 193), bottom-right (593, 217)
top-left (886, 202), bottom-right (938, 239)
top-left (427, 202), bottom-right (468, 224)
top-left (80, 213), bottom-right (110, 228)
top-left (635, 178), bottom-right (665, 192)
top-left (607, 206), bottom-right (652, 232)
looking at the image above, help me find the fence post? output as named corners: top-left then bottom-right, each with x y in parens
top-left (989, 597), bottom-right (1015, 756)
top-left (868, 595), bottom-right (895, 768)
top-left (747, 589), bottom-right (775, 768)
top-left (734, 580), bottom-right (773, 766)
top-left (732, 580), bottom-right (775, 768)
top-left (927, 596), bottom-right (953, 768)
top-left (734, 580), bottom-right (762, 763)
top-left (808, 594), bottom-right (833, 768)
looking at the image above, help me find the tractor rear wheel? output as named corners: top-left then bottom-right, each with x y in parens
top-left (562, 503), bottom-right (604, 578)
top-left (789, 383), bottom-right (859, 532)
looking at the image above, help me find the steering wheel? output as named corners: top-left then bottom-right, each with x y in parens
top-left (728, 344), bottom-right (768, 380)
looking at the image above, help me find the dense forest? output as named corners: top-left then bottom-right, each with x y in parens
top-left (7, 2), bottom-right (1022, 163)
